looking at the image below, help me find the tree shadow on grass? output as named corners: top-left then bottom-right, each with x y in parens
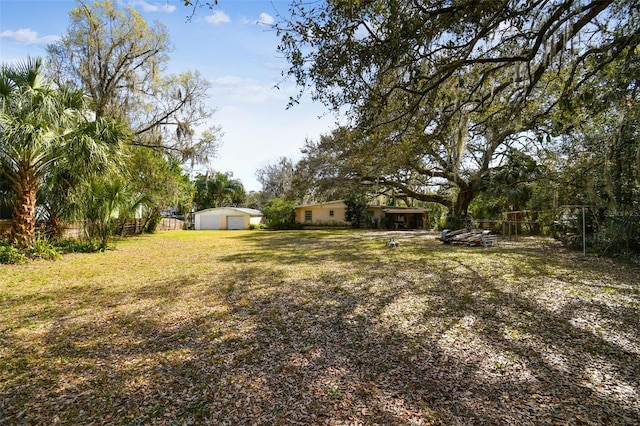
top-left (222, 230), bottom-right (373, 266)
top-left (1, 232), bottom-right (639, 425)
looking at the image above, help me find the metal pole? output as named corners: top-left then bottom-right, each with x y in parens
top-left (583, 206), bottom-right (586, 256)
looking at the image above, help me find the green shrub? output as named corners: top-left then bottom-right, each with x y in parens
top-left (0, 243), bottom-right (27, 264)
top-left (143, 213), bottom-right (162, 234)
top-left (55, 238), bottom-right (104, 253)
top-left (300, 220), bottom-right (348, 228)
top-left (590, 217), bottom-right (640, 259)
top-left (262, 198), bottom-right (298, 230)
top-left (28, 238), bottom-right (62, 260)
top-left (344, 192), bottom-right (370, 228)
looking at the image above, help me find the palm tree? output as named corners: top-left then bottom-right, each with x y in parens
top-left (0, 57), bottom-right (129, 248)
top-left (193, 171), bottom-right (246, 210)
top-left (39, 115), bottom-right (128, 240)
top-left (225, 177), bottom-right (246, 206)
top-left (208, 171), bottom-right (245, 207)
top-left (73, 176), bottom-right (146, 249)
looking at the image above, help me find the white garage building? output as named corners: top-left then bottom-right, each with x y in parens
top-left (193, 207), bottom-right (264, 230)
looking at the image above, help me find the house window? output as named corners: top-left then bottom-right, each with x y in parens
top-left (304, 210), bottom-right (312, 222)
top-left (329, 210), bottom-right (334, 217)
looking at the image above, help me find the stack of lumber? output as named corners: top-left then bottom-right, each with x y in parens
top-left (437, 229), bottom-right (498, 247)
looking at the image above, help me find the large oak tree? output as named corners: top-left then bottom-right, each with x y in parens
top-left (277, 0), bottom-right (640, 218)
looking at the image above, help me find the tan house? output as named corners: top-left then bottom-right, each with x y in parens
top-left (295, 200), bottom-right (428, 229)
top-left (295, 200), bottom-right (348, 226)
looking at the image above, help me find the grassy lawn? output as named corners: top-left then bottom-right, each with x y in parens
top-left (1, 230), bottom-right (639, 425)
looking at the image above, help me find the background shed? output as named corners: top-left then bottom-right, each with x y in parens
top-left (193, 207), bottom-right (263, 230)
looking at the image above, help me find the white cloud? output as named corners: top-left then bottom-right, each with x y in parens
top-left (263, 61), bottom-right (287, 72)
top-left (205, 10), bottom-right (231, 24)
top-left (0, 29), bottom-right (58, 45)
top-left (129, 1), bottom-right (176, 13)
top-left (257, 12), bottom-right (274, 26)
top-left (209, 75), bottom-right (285, 103)
top-left (239, 13), bottom-right (273, 26)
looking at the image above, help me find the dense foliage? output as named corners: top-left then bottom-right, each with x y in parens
top-left (344, 192), bottom-right (370, 229)
top-left (193, 171), bottom-right (245, 210)
top-left (262, 197), bottom-right (298, 230)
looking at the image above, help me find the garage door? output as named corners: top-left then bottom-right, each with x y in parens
top-left (200, 214), bottom-right (221, 230)
top-left (226, 216), bottom-right (245, 230)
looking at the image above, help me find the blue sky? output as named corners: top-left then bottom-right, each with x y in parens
top-left (0, 0), bottom-right (338, 191)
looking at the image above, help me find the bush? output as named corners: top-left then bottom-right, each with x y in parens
top-left (0, 243), bottom-right (27, 264)
top-left (344, 193), bottom-right (370, 228)
top-left (301, 220), bottom-right (348, 228)
top-left (262, 198), bottom-right (298, 230)
top-left (591, 217), bottom-right (640, 259)
top-left (143, 213), bottom-right (162, 234)
top-left (55, 238), bottom-right (106, 253)
top-left (28, 238), bottom-right (62, 260)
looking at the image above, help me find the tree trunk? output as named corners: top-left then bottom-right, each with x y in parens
top-left (47, 213), bottom-right (64, 241)
top-left (11, 168), bottom-right (39, 249)
top-left (445, 183), bottom-right (478, 229)
top-left (453, 188), bottom-right (475, 218)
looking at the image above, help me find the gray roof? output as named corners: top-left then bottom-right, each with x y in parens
top-left (231, 208), bottom-right (264, 216)
top-left (195, 207), bottom-right (263, 216)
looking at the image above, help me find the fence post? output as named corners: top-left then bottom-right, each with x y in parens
top-left (582, 206), bottom-right (586, 256)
